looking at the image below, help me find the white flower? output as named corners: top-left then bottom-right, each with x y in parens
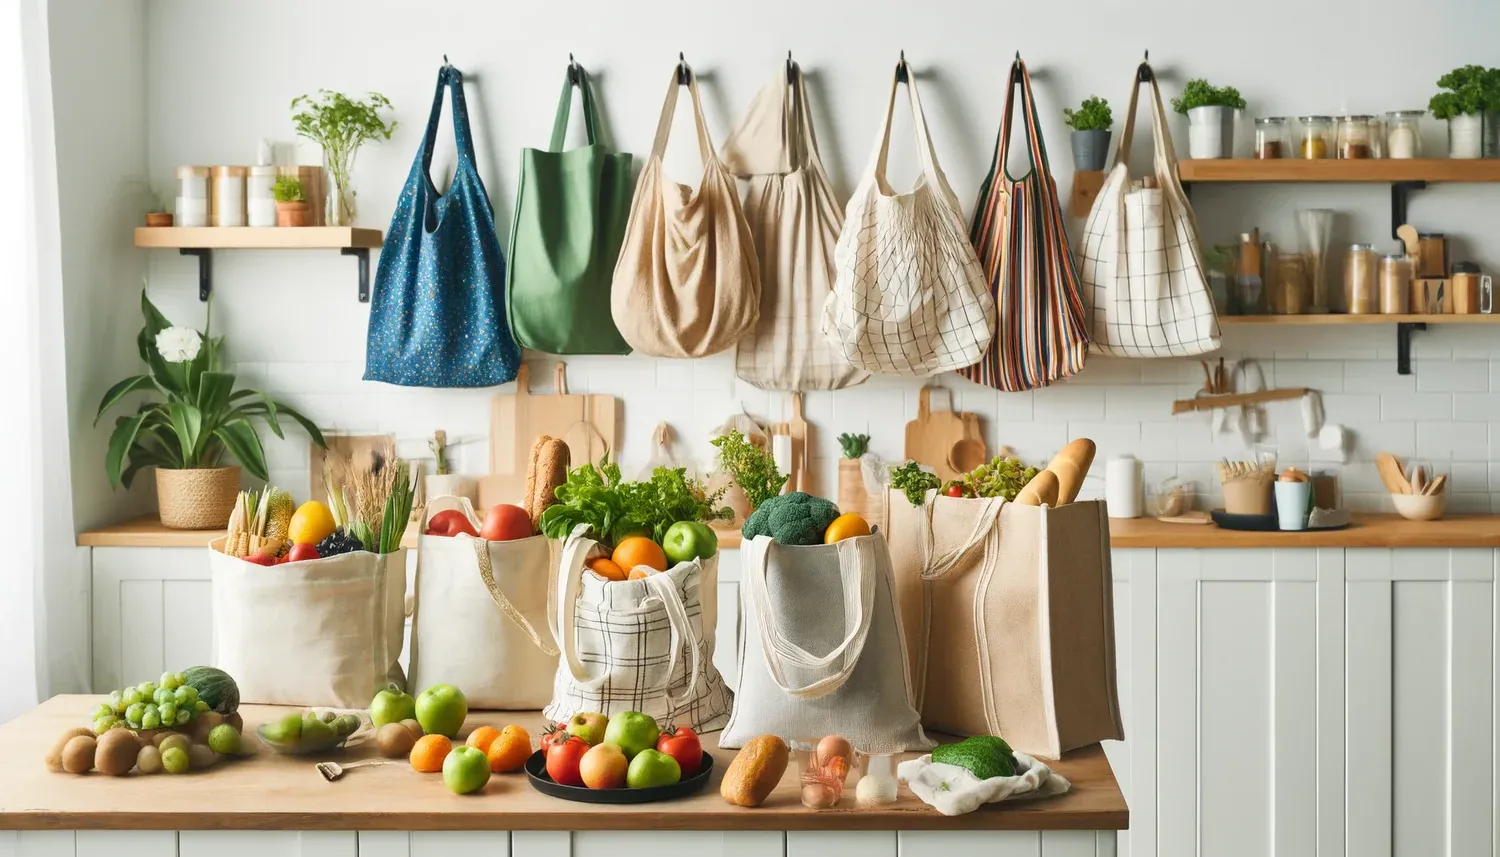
top-left (155, 327), bottom-right (202, 363)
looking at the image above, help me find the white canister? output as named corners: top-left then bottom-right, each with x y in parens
top-left (211, 166), bottom-right (247, 227)
top-left (175, 166), bottom-right (209, 227)
top-left (1105, 454), bottom-right (1143, 519)
top-left (246, 165), bottom-right (277, 228)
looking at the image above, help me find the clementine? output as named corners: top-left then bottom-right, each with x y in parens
top-left (587, 557), bottom-right (628, 582)
top-left (628, 566), bottom-right (655, 580)
top-left (823, 513), bottom-right (871, 544)
top-left (465, 725), bottom-right (501, 755)
top-left (612, 537), bottom-right (668, 574)
top-left (409, 734), bottom-right (452, 773)
top-left (486, 724), bottom-right (532, 773)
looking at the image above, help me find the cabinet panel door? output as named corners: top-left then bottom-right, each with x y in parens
top-left (179, 831), bottom-right (356, 857)
top-left (409, 832), bottom-right (509, 857)
top-left (91, 547), bottom-right (211, 691)
top-left (575, 832), bottom-right (782, 857)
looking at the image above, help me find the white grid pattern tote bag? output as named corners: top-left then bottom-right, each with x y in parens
top-left (1077, 62), bottom-right (1221, 357)
top-left (822, 57), bottom-right (994, 377)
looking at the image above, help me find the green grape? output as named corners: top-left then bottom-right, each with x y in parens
top-left (141, 710), bottom-right (161, 730)
top-left (173, 685), bottom-right (198, 706)
top-left (174, 709), bottom-right (191, 726)
top-left (122, 687), bottom-right (145, 707)
top-left (159, 702), bottom-right (178, 723)
top-left (194, 700), bottom-right (209, 712)
top-left (91, 702), bottom-right (114, 720)
top-left (125, 702), bottom-right (146, 724)
top-left (138, 682), bottom-right (156, 698)
top-left (93, 715), bottom-right (119, 735)
top-left (113, 698), bottom-right (130, 715)
top-left (106, 689), bottom-right (122, 706)
top-left (153, 687), bottom-right (174, 705)
top-left (161, 671), bottom-right (183, 691)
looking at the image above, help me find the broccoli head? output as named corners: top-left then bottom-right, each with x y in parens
top-left (741, 492), bottom-right (841, 545)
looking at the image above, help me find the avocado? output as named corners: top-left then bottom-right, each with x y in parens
top-left (930, 735), bottom-right (1016, 779)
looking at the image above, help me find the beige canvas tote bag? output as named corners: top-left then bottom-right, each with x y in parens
top-left (408, 497), bottom-right (559, 710)
top-left (611, 61), bottom-right (760, 358)
top-left (1078, 62), bottom-right (1221, 357)
top-left (886, 492), bottom-right (1124, 758)
top-left (722, 61), bottom-right (866, 391)
top-left (822, 58), bottom-right (994, 377)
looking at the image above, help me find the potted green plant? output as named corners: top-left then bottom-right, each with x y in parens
top-left (144, 195), bottom-right (173, 228)
top-left (1171, 79), bottom-right (1246, 159)
top-left (1427, 65), bottom-right (1500, 159)
top-left (1064, 96), bottom-right (1113, 171)
top-left (97, 291), bottom-right (326, 529)
top-left (272, 175), bottom-right (309, 227)
top-left (291, 90), bottom-right (397, 226)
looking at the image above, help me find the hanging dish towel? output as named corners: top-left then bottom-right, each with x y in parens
top-left (722, 61), bottom-right (866, 391)
top-left (822, 57), bottom-right (993, 377)
top-left (365, 64), bottom-right (520, 387)
top-left (1078, 61), bottom-right (1221, 357)
top-left (507, 63), bottom-right (634, 355)
top-left (610, 60), bottom-right (760, 358)
top-left (960, 58), bottom-right (1089, 391)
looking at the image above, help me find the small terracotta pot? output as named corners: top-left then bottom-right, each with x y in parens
top-left (156, 466), bottom-right (240, 530)
top-left (145, 212), bottom-right (174, 227)
top-left (276, 201), bottom-right (310, 227)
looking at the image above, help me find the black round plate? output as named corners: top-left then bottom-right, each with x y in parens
top-left (1211, 509), bottom-right (1351, 532)
top-left (524, 749), bottom-right (714, 803)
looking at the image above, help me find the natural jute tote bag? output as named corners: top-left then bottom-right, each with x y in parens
top-left (506, 63), bottom-right (633, 355)
top-left (960, 59), bottom-right (1090, 392)
top-left (611, 60), bottom-right (760, 358)
top-left (408, 497), bottom-right (559, 710)
top-left (722, 61), bottom-right (866, 392)
top-left (822, 57), bottom-right (994, 377)
top-left (1078, 62), bottom-right (1221, 357)
top-left (886, 492), bottom-right (1124, 758)
top-left (721, 533), bottom-right (932, 753)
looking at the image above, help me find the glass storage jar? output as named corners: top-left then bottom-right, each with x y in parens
top-left (210, 166), bottom-right (247, 227)
top-left (1297, 116), bottom-right (1334, 159)
top-left (1385, 110), bottom-right (1424, 158)
top-left (1379, 255), bottom-right (1412, 314)
top-left (1271, 252), bottom-right (1308, 314)
top-left (174, 166), bottom-right (209, 228)
top-left (1344, 244), bottom-right (1378, 314)
top-left (1337, 115), bottom-right (1375, 158)
top-left (1255, 117), bottom-right (1288, 159)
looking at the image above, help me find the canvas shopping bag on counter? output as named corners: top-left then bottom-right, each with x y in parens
top-left (506, 63), bottom-right (634, 355)
top-left (408, 497), bottom-right (559, 710)
top-left (886, 493), bottom-right (1123, 758)
top-left (209, 539), bottom-right (407, 708)
top-left (1078, 61), bottom-right (1221, 357)
top-left (611, 60), bottom-right (760, 358)
top-left (722, 61), bottom-right (866, 391)
top-left (960, 59), bottom-right (1090, 392)
top-left (365, 64), bottom-right (521, 387)
top-left (822, 56), bottom-right (994, 377)
top-left (721, 533), bottom-right (932, 753)
top-left (545, 525), bottom-right (732, 731)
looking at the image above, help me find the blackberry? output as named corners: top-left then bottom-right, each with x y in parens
top-left (316, 528), bottom-right (364, 557)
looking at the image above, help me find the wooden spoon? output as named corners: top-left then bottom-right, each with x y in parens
top-left (1424, 474), bottom-right (1447, 496)
top-left (948, 438), bottom-right (987, 475)
top-left (1375, 452), bottom-right (1410, 494)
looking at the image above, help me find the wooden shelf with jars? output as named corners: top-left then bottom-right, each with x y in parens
top-left (1177, 159), bottom-right (1500, 183)
top-left (1219, 314), bottom-right (1500, 325)
top-left (134, 226), bottom-right (383, 302)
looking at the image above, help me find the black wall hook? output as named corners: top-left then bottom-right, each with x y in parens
top-left (1137, 50), bottom-right (1153, 83)
top-left (895, 50), bottom-right (909, 83)
top-left (677, 52), bottom-right (691, 85)
top-left (568, 53), bottom-right (581, 85)
top-left (1012, 51), bottom-right (1023, 83)
top-left (787, 51), bottom-right (796, 85)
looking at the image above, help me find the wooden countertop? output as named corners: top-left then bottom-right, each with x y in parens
top-left (0, 696), bottom-right (1126, 832)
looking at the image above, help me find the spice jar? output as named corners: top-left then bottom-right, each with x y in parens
top-left (1343, 244), bottom-right (1378, 314)
top-left (1255, 117), bottom-right (1288, 159)
top-left (1385, 110), bottom-right (1424, 158)
top-left (1379, 255), bottom-right (1412, 314)
top-left (247, 165), bottom-right (277, 228)
top-left (1234, 231), bottom-right (1265, 315)
top-left (1271, 252), bottom-right (1307, 315)
top-left (210, 166), bottom-right (248, 227)
top-left (1337, 115), bottom-right (1375, 159)
top-left (1297, 116), bottom-right (1334, 159)
top-left (174, 166), bottom-right (209, 228)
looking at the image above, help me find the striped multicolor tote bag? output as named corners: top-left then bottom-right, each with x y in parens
top-left (960, 59), bottom-right (1089, 392)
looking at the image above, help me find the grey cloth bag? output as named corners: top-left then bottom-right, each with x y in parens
top-left (719, 532), bottom-right (932, 753)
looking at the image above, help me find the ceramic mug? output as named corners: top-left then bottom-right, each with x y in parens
top-left (1275, 480), bottom-right (1313, 531)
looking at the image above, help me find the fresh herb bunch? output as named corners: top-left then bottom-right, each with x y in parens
top-left (952, 456), bottom-right (1040, 501)
top-left (428, 430), bottom-right (450, 476)
top-left (711, 430), bottom-right (788, 510)
top-left (539, 455), bottom-right (729, 547)
top-left (1170, 79), bottom-right (1246, 114)
top-left (621, 466), bottom-right (731, 543)
top-left (322, 444), bottom-right (411, 555)
top-left (378, 459), bottom-right (415, 554)
top-left (1064, 96), bottom-right (1113, 131)
top-left (271, 175), bottom-right (305, 203)
top-left (889, 461), bottom-right (940, 506)
top-left (1428, 65), bottom-right (1500, 119)
top-left (96, 290), bottom-right (325, 488)
top-left (290, 90), bottom-right (396, 223)
top-left (837, 433), bottom-right (871, 459)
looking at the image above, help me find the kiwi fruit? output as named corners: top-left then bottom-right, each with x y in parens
top-left (399, 718), bottom-right (423, 737)
top-left (376, 722), bottom-right (417, 758)
top-left (95, 729), bottom-right (140, 776)
top-left (158, 733), bottom-right (191, 757)
top-left (136, 744), bottom-right (163, 774)
top-left (62, 735), bottom-right (97, 774)
top-left (226, 712), bottom-right (244, 732)
top-left (45, 727), bottom-right (96, 772)
top-left (187, 744), bottom-right (219, 769)
top-left (190, 711), bottom-right (224, 743)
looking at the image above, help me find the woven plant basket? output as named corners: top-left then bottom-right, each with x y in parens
top-left (157, 466), bottom-right (240, 530)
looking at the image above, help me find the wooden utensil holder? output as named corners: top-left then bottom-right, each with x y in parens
top-left (1222, 474), bottom-right (1274, 515)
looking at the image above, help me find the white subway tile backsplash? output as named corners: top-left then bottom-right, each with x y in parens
top-left (1416, 422), bottom-right (1489, 460)
top-left (1381, 393), bottom-right (1453, 422)
top-left (1103, 386), bottom-right (1176, 423)
top-left (1453, 393), bottom-right (1500, 422)
top-left (1069, 358), bottom-right (1143, 386)
top-left (1416, 359), bottom-right (1489, 392)
top-left (1032, 386), bottom-right (1105, 422)
top-left (1270, 360), bottom-right (1344, 392)
top-left (1320, 394), bottom-right (1382, 425)
top-left (1345, 360), bottom-right (1415, 393)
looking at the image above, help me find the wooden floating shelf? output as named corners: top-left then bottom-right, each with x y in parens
top-left (1220, 314), bottom-right (1500, 325)
top-left (134, 227), bottom-right (383, 302)
top-left (1177, 159), bottom-right (1500, 183)
top-left (1171, 387), bottom-right (1309, 416)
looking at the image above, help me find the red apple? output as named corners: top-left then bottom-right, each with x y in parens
top-left (480, 504), bottom-right (534, 541)
top-left (426, 510), bottom-right (479, 538)
top-left (287, 543), bottom-right (320, 563)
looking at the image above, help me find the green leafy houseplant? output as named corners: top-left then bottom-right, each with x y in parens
top-left (1428, 65), bottom-right (1500, 119)
top-left (1064, 96), bottom-right (1113, 131)
top-left (1170, 79), bottom-right (1246, 114)
top-left (271, 175), bottom-right (304, 203)
top-left (97, 291), bottom-right (326, 490)
top-left (290, 90), bottom-right (396, 225)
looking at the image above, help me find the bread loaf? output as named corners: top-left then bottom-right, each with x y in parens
top-left (1043, 438), bottom-right (1096, 505)
top-left (720, 734), bottom-right (789, 807)
top-left (1014, 469), bottom-right (1060, 507)
top-left (525, 436), bottom-right (571, 530)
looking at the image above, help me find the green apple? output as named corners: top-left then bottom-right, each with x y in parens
top-left (443, 745), bottom-right (491, 795)
top-left (626, 748), bottom-right (682, 788)
top-left (662, 521), bottom-right (717, 564)
top-left (567, 711), bottom-right (609, 746)
top-left (370, 687), bottom-right (417, 727)
top-left (415, 684), bottom-right (468, 738)
top-left (602, 710), bottom-right (660, 759)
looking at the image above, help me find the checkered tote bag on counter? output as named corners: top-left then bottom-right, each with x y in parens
top-left (1077, 62), bottom-right (1221, 357)
top-left (822, 57), bottom-right (994, 377)
top-left (545, 525), bottom-right (732, 732)
top-left (960, 58), bottom-right (1090, 392)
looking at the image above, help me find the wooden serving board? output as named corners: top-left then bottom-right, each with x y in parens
top-left (479, 363), bottom-right (617, 507)
top-left (905, 387), bottom-right (986, 482)
top-left (768, 392), bottom-right (810, 495)
top-left (308, 434), bottom-right (397, 505)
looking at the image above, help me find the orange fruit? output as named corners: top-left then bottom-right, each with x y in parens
top-left (823, 513), bottom-right (872, 544)
top-left (628, 566), bottom-right (655, 580)
top-left (587, 557), bottom-right (628, 582)
top-left (486, 724), bottom-right (531, 773)
top-left (466, 725), bottom-right (501, 755)
top-left (409, 734), bottom-right (452, 773)
top-left (612, 537), bottom-right (668, 574)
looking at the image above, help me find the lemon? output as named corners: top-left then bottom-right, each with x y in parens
top-left (288, 501), bottom-right (336, 545)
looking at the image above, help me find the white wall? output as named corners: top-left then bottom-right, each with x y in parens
top-left (125, 0), bottom-right (1500, 516)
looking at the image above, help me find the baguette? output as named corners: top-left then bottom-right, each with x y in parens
top-left (721, 734), bottom-right (789, 807)
top-left (1043, 438), bottom-right (1096, 505)
top-left (525, 436), bottom-right (571, 530)
top-left (1014, 469), bottom-right (1060, 507)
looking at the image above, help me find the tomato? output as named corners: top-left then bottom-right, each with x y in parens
top-left (287, 543), bottom-right (320, 563)
top-left (656, 725), bottom-right (703, 777)
top-left (545, 735), bottom-right (589, 786)
top-left (944, 484), bottom-right (966, 498)
top-left (426, 510), bottom-right (479, 538)
top-left (539, 723), bottom-right (568, 753)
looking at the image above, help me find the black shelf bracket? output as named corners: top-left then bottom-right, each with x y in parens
top-left (344, 247), bottom-right (372, 302)
top-left (180, 248), bottom-right (212, 301)
top-left (1396, 321), bottom-right (1426, 375)
top-left (1391, 180), bottom-right (1426, 240)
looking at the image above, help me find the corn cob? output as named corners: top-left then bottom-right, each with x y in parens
top-left (262, 489), bottom-right (294, 543)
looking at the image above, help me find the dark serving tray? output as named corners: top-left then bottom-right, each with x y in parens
top-left (523, 749), bottom-right (715, 804)
top-left (1211, 509), bottom-right (1350, 532)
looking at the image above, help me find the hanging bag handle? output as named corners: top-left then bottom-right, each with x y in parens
top-left (471, 538), bottom-right (560, 657)
top-left (917, 495), bottom-right (1005, 581)
top-left (548, 63), bottom-right (601, 152)
top-left (642, 570), bottom-right (702, 709)
top-left (419, 65), bottom-right (482, 199)
top-left (785, 64), bottom-right (827, 176)
top-left (650, 61), bottom-right (716, 166)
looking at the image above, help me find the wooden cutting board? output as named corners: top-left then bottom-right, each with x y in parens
top-left (904, 386), bottom-right (986, 482)
top-left (478, 362), bottom-right (617, 507)
top-left (768, 392), bottom-right (810, 495)
top-left (308, 434), bottom-right (396, 506)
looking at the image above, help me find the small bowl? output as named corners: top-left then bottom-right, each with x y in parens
top-left (1391, 492), bottom-right (1445, 521)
